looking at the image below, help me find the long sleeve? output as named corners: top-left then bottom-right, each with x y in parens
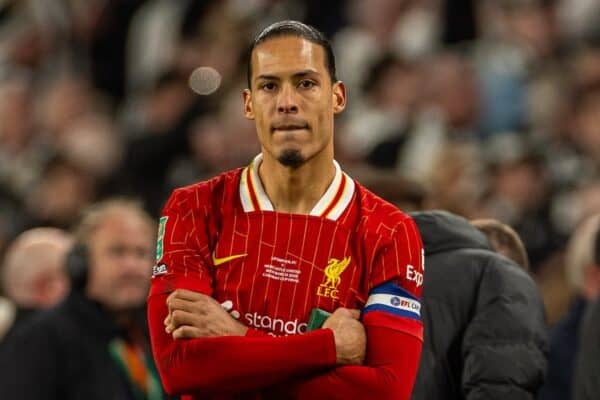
top-left (148, 292), bottom-right (337, 395)
top-left (264, 313), bottom-right (422, 400)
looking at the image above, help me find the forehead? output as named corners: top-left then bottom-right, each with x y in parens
top-left (251, 36), bottom-right (327, 78)
top-left (92, 212), bottom-right (153, 243)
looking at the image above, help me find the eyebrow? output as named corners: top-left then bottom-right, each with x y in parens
top-left (255, 69), bottom-right (319, 82)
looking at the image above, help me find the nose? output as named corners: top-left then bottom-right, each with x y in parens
top-left (276, 84), bottom-right (298, 114)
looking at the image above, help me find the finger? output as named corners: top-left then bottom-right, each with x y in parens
top-left (347, 309), bottom-right (361, 319)
top-left (164, 313), bottom-right (172, 326)
top-left (170, 309), bottom-right (201, 329)
top-left (167, 297), bottom-right (194, 313)
top-left (167, 297), bottom-right (204, 314)
top-left (230, 310), bottom-right (240, 320)
top-left (165, 322), bottom-right (175, 334)
top-left (172, 325), bottom-right (202, 340)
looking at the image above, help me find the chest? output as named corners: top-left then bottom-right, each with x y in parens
top-left (210, 213), bottom-right (368, 334)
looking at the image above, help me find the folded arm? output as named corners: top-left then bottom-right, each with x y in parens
top-left (148, 290), bottom-right (339, 395)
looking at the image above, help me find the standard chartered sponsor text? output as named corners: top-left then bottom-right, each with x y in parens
top-left (245, 312), bottom-right (308, 335)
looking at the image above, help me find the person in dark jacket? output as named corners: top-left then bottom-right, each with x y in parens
top-left (410, 210), bottom-right (547, 400)
top-left (0, 199), bottom-right (169, 400)
top-left (538, 214), bottom-right (600, 400)
top-left (573, 295), bottom-right (600, 400)
top-left (570, 218), bottom-right (600, 400)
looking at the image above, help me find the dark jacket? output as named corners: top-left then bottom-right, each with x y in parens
top-left (538, 297), bottom-right (587, 400)
top-left (572, 297), bottom-right (600, 400)
top-left (410, 211), bottom-right (548, 400)
top-left (0, 290), bottom-right (167, 400)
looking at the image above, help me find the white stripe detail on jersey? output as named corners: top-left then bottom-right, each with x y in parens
top-left (365, 293), bottom-right (421, 317)
top-left (239, 154), bottom-right (355, 221)
top-left (239, 165), bottom-right (255, 212)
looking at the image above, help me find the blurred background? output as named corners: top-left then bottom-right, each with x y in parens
top-left (1, 0), bottom-right (600, 328)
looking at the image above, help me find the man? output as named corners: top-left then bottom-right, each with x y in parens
top-left (573, 296), bottom-right (600, 400)
top-left (572, 223), bottom-right (600, 400)
top-left (147, 21), bottom-right (424, 399)
top-left (539, 214), bottom-right (600, 400)
top-left (0, 227), bottom-right (72, 342)
top-left (0, 199), bottom-right (169, 400)
top-left (409, 211), bottom-right (547, 400)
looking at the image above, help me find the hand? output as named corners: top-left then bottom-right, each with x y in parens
top-left (322, 308), bottom-right (366, 365)
top-left (164, 289), bottom-right (248, 339)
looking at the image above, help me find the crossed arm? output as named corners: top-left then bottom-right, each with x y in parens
top-left (149, 289), bottom-right (422, 399)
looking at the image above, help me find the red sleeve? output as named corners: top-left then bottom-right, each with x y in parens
top-left (148, 188), bottom-right (338, 396)
top-left (264, 319), bottom-right (422, 400)
top-left (148, 293), bottom-right (338, 395)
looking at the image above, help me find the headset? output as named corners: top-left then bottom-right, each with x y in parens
top-left (65, 242), bottom-right (90, 290)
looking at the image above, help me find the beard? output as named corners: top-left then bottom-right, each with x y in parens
top-left (277, 149), bottom-right (305, 168)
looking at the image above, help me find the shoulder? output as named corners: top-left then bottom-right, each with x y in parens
top-left (164, 168), bottom-right (243, 214)
top-left (354, 182), bottom-right (419, 237)
top-left (1, 307), bottom-right (65, 351)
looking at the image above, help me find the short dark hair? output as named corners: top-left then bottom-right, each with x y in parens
top-left (246, 20), bottom-right (337, 89)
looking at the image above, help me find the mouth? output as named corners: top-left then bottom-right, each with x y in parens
top-left (271, 123), bottom-right (309, 132)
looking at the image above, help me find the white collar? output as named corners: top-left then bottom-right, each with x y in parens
top-left (239, 154), bottom-right (355, 221)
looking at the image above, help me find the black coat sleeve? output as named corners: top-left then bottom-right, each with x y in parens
top-left (461, 257), bottom-right (548, 400)
top-left (572, 298), bottom-right (600, 400)
top-left (0, 319), bottom-right (61, 399)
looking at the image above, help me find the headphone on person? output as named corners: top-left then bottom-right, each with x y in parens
top-left (65, 242), bottom-right (90, 290)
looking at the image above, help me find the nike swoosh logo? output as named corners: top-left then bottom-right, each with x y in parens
top-left (212, 252), bottom-right (247, 266)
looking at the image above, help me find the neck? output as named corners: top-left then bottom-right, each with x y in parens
top-left (259, 150), bottom-right (336, 214)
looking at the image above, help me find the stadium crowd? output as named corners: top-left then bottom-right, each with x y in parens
top-left (1, 0), bottom-right (600, 399)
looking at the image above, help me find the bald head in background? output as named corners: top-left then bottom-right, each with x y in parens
top-left (1, 228), bottom-right (73, 308)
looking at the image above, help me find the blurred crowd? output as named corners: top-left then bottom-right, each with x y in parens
top-left (1, 0), bottom-right (600, 397)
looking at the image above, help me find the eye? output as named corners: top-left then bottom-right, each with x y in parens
top-left (299, 80), bottom-right (315, 89)
top-left (261, 82), bottom-right (277, 91)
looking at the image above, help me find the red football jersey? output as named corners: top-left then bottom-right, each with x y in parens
top-left (149, 155), bottom-right (424, 398)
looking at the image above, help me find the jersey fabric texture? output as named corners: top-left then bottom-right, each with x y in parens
top-left (148, 155), bottom-right (424, 399)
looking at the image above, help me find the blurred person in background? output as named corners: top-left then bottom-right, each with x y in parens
top-left (339, 53), bottom-right (422, 166)
top-left (539, 213), bottom-right (600, 400)
top-left (410, 211), bottom-right (547, 400)
top-left (333, 0), bottom-right (439, 96)
top-left (477, 133), bottom-right (558, 270)
top-left (427, 142), bottom-right (485, 217)
top-left (0, 71), bottom-right (38, 200)
top-left (471, 218), bottom-right (531, 270)
top-left (573, 241), bottom-right (600, 400)
top-left (24, 156), bottom-right (96, 229)
top-left (0, 199), bottom-right (169, 400)
top-left (0, 227), bottom-right (72, 343)
top-left (395, 51), bottom-right (482, 185)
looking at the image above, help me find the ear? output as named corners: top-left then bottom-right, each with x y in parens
top-left (243, 89), bottom-right (254, 120)
top-left (332, 81), bottom-right (347, 115)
